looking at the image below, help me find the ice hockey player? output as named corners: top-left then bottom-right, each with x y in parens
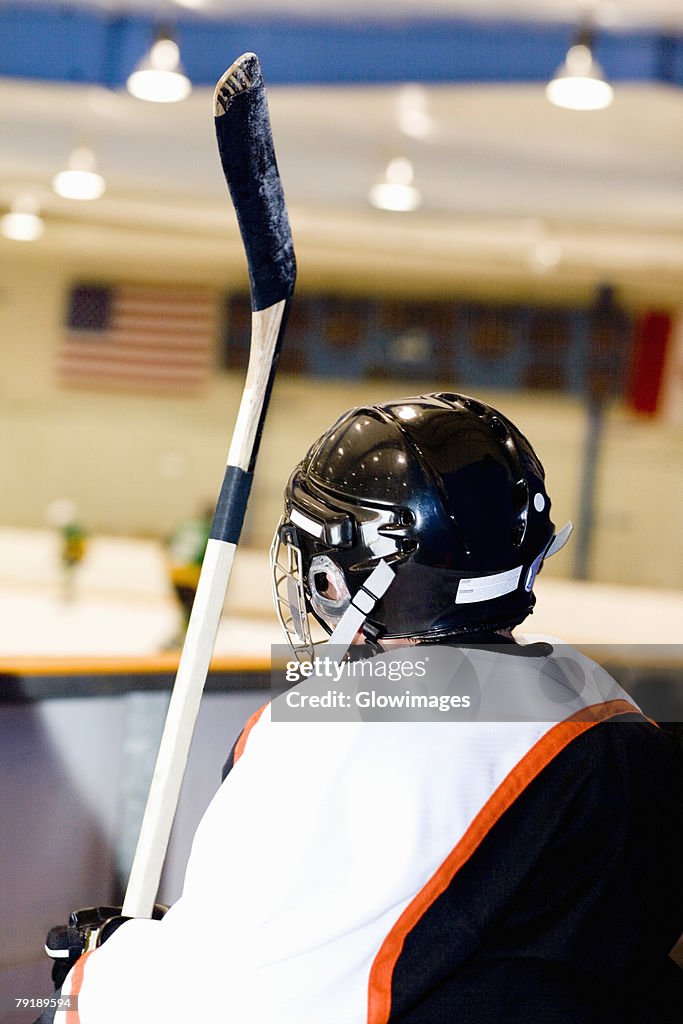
top-left (45, 393), bottom-right (682, 1023)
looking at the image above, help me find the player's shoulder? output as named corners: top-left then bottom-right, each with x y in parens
top-left (554, 709), bottom-right (683, 816)
top-left (589, 712), bottom-right (683, 769)
top-left (222, 701), bottom-right (271, 780)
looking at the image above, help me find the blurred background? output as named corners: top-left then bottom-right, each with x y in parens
top-left (1, 0), bottom-right (682, 630)
top-left (1, 0), bottom-right (682, 618)
top-left (1, 1), bottom-right (682, 1012)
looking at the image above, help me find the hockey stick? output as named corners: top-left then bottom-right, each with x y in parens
top-left (122, 53), bottom-right (296, 919)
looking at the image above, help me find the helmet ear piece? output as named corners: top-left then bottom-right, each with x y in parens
top-left (313, 571), bottom-right (329, 593)
top-left (307, 555), bottom-right (351, 630)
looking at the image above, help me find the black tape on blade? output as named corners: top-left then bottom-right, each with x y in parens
top-left (214, 62), bottom-right (295, 312)
top-left (210, 466), bottom-right (254, 544)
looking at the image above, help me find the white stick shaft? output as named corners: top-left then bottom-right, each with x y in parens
top-left (122, 538), bottom-right (236, 918)
top-left (122, 299), bottom-right (286, 919)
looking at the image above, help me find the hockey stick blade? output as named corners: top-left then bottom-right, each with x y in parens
top-left (122, 53), bottom-right (295, 920)
top-left (214, 53), bottom-right (296, 312)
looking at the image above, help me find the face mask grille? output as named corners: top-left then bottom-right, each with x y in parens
top-left (270, 517), bottom-right (316, 662)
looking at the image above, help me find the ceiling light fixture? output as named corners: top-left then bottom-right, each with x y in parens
top-left (546, 27), bottom-right (614, 111)
top-left (52, 146), bottom-right (106, 200)
top-left (532, 239), bottom-right (563, 272)
top-left (0, 193), bottom-right (44, 242)
top-left (127, 28), bottom-right (192, 104)
top-left (368, 157), bottom-right (422, 213)
top-left (397, 85), bottom-right (434, 140)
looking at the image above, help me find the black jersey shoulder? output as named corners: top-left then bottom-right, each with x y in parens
top-left (390, 719), bottom-right (683, 1023)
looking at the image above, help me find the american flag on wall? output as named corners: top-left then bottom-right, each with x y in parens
top-left (58, 283), bottom-right (216, 393)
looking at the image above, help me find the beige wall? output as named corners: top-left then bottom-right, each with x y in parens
top-left (1, 247), bottom-right (681, 590)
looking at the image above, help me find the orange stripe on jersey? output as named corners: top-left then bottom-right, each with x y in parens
top-left (233, 703), bottom-right (269, 764)
top-left (65, 950), bottom-right (95, 1023)
top-left (367, 699), bottom-right (641, 1024)
top-left (563, 698), bottom-right (645, 725)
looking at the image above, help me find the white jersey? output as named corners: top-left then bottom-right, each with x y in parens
top-left (59, 643), bottom-right (641, 1024)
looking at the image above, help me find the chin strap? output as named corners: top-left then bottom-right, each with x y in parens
top-left (546, 520), bottom-right (573, 557)
top-left (325, 560), bottom-right (395, 658)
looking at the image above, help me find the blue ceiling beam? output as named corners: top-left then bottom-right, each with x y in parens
top-left (0, 5), bottom-right (681, 88)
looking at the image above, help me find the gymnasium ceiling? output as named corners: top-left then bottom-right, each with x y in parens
top-left (0, 1), bottom-right (682, 302)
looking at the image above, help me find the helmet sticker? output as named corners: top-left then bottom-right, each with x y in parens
top-left (456, 565), bottom-right (523, 605)
top-left (290, 507), bottom-right (324, 539)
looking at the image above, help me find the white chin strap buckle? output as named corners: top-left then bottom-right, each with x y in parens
top-left (325, 560), bottom-right (395, 657)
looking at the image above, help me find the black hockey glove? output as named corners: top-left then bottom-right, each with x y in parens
top-left (45, 904), bottom-right (167, 988)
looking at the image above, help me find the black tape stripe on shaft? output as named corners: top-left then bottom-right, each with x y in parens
top-left (210, 466), bottom-right (254, 543)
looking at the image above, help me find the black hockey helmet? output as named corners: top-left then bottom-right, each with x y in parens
top-left (271, 392), bottom-right (571, 656)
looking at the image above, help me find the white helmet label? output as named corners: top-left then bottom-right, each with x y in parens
top-left (456, 565), bottom-right (522, 604)
top-left (290, 507), bottom-right (324, 538)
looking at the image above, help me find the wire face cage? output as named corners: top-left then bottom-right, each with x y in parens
top-left (270, 518), bottom-right (317, 663)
